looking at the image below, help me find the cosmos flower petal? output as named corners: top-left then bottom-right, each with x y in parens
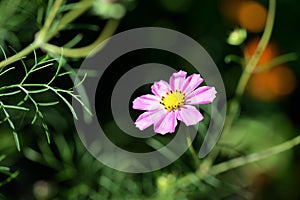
top-left (181, 73), bottom-right (203, 94)
top-left (135, 108), bottom-right (167, 131)
top-left (169, 70), bottom-right (187, 91)
top-left (186, 86), bottom-right (217, 105)
top-left (151, 80), bottom-right (171, 97)
top-left (154, 111), bottom-right (177, 135)
top-left (132, 94), bottom-right (161, 111)
top-left (177, 105), bottom-right (203, 126)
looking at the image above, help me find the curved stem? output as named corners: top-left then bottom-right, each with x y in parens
top-left (174, 134), bottom-right (300, 188)
top-left (0, 43), bottom-right (39, 69)
top-left (222, 0), bottom-right (276, 137)
top-left (198, 0), bottom-right (277, 175)
top-left (0, 0), bottom-right (95, 69)
top-left (254, 52), bottom-right (298, 73)
top-left (210, 134), bottom-right (300, 175)
top-left (42, 19), bottom-right (120, 58)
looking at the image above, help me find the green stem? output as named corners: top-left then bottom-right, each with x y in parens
top-left (0, 43), bottom-right (39, 69)
top-left (210, 134), bottom-right (300, 175)
top-left (174, 134), bottom-right (300, 188)
top-left (45, 0), bottom-right (94, 41)
top-left (222, 0), bottom-right (276, 137)
top-left (0, 0), bottom-right (94, 69)
top-left (42, 19), bottom-right (120, 58)
top-left (254, 52), bottom-right (298, 73)
top-left (199, 0), bottom-right (277, 174)
top-left (224, 54), bottom-right (244, 65)
top-left (186, 132), bottom-right (201, 167)
top-left (38, 0), bottom-right (64, 43)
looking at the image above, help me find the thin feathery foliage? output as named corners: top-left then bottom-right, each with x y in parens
top-left (0, 49), bottom-right (89, 151)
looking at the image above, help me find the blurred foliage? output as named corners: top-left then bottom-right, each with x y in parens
top-left (0, 155), bottom-right (19, 188)
top-left (0, 0), bottom-right (300, 199)
top-left (0, 0), bottom-right (38, 50)
top-left (23, 133), bottom-right (153, 199)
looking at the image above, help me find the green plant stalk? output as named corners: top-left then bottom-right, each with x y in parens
top-left (174, 134), bottom-right (300, 189)
top-left (0, 0), bottom-right (97, 68)
top-left (222, 0), bottom-right (276, 138)
top-left (198, 0), bottom-right (276, 177)
top-left (45, 0), bottom-right (94, 41)
top-left (42, 19), bottom-right (120, 57)
top-left (254, 52), bottom-right (298, 73)
top-left (0, 0), bottom-right (63, 69)
top-left (0, 43), bottom-right (39, 69)
top-left (210, 134), bottom-right (300, 175)
top-left (37, 0), bottom-right (64, 43)
top-left (186, 132), bottom-right (201, 167)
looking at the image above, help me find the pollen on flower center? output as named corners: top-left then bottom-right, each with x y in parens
top-left (160, 90), bottom-right (185, 111)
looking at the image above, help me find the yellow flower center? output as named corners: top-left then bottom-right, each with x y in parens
top-left (160, 90), bottom-right (185, 111)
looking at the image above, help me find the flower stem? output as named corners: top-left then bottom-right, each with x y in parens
top-left (37, 0), bottom-right (64, 43)
top-left (45, 0), bottom-right (94, 41)
top-left (210, 134), bottom-right (300, 175)
top-left (254, 52), bottom-right (298, 73)
top-left (186, 131), bottom-right (201, 167)
top-left (0, 43), bottom-right (39, 69)
top-left (42, 19), bottom-right (120, 58)
top-left (0, 0), bottom-right (65, 68)
top-left (174, 134), bottom-right (300, 189)
top-left (198, 0), bottom-right (277, 174)
top-left (0, 0), bottom-right (95, 69)
top-left (222, 0), bottom-right (276, 136)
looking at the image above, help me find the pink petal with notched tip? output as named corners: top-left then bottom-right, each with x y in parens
top-left (132, 94), bottom-right (161, 111)
top-left (181, 73), bottom-right (203, 94)
top-left (154, 111), bottom-right (177, 135)
top-left (169, 70), bottom-right (187, 91)
top-left (177, 105), bottom-right (204, 126)
top-left (185, 86), bottom-right (217, 105)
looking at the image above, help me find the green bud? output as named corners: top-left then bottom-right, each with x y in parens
top-left (227, 28), bottom-right (247, 46)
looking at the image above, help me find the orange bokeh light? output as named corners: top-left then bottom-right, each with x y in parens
top-left (244, 37), bottom-right (279, 70)
top-left (219, 0), bottom-right (267, 33)
top-left (245, 38), bottom-right (296, 101)
top-left (247, 65), bottom-right (297, 101)
top-left (238, 1), bottom-right (267, 33)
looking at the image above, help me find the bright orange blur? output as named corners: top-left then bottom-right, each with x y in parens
top-left (219, 0), bottom-right (267, 33)
top-left (244, 37), bottom-right (279, 70)
top-left (247, 65), bottom-right (297, 101)
top-left (245, 38), bottom-right (296, 101)
top-left (238, 1), bottom-right (267, 33)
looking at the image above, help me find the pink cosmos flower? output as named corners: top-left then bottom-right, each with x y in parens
top-left (132, 70), bottom-right (217, 135)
